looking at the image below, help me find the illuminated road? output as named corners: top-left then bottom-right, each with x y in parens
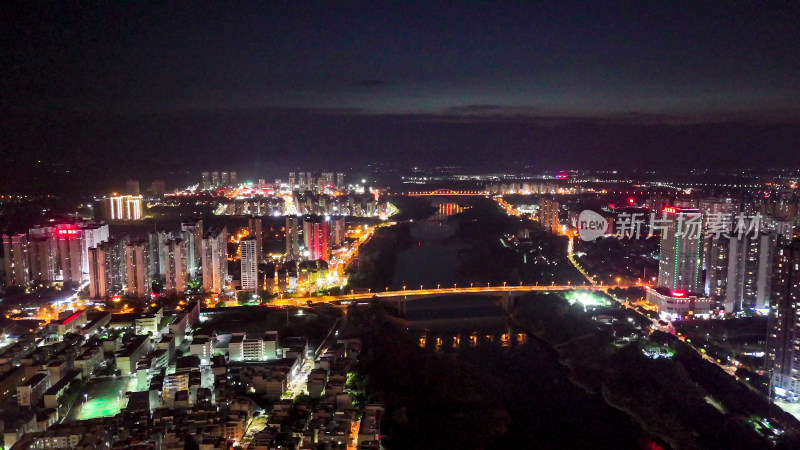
top-left (270, 284), bottom-right (624, 307)
top-left (406, 189), bottom-right (488, 196)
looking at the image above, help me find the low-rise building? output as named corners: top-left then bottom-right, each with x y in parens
top-left (17, 372), bottom-right (50, 407)
top-left (645, 286), bottom-right (712, 319)
top-left (189, 337), bottom-right (213, 366)
top-left (115, 335), bottom-right (151, 376)
top-left (134, 308), bottom-right (164, 336)
top-left (52, 310), bottom-right (88, 340)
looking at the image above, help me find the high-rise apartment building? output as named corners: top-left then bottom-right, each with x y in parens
top-left (240, 237), bottom-right (259, 292)
top-left (150, 180), bottom-right (166, 197)
top-left (220, 171), bottom-right (230, 186)
top-left (707, 232), bottom-right (777, 312)
top-left (181, 218), bottom-right (204, 279)
top-left (767, 238), bottom-right (800, 394)
top-left (248, 218), bottom-right (262, 260)
top-left (28, 235), bottom-right (57, 283)
top-left (149, 230), bottom-right (172, 277)
top-left (298, 172), bottom-right (307, 191)
top-left (202, 227), bottom-right (228, 293)
top-left (55, 224), bottom-right (84, 283)
top-left (163, 239), bottom-right (188, 296)
top-left (201, 171), bottom-right (211, 190)
top-left (2, 234), bottom-right (30, 288)
top-left (538, 197), bottom-right (560, 233)
top-left (80, 223), bottom-right (109, 280)
top-left (285, 215), bottom-right (300, 260)
top-left (303, 215), bottom-right (329, 261)
top-left (126, 180), bottom-right (141, 196)
top-left (88, 238), bottom-right (127, 299)
top-left (125, 239), bottom-right (152, 298)
top-left (657, 207), bottom-right (702, 293)
top-left (289, 172), bottom-right (296, 191)
top-left (336, 172), bottom-right (345, 190)
top-left (230, 171), bottom-right (237, 185)
top-left (330, 216), bottom-right (345, 247)
top-left (211, 171), bottom-right (220, 187)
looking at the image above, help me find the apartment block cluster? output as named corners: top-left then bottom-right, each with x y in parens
top-left (638, 196), bottom-right (796, 319)
top-left (485, 181), bottom-right (565, 195)
top-left (0, 218), bottom-right (229, 302)
top-left (2, 220), bottom-right (110, 290)
top-left (284, 215), bottom-right (346, 264)
top-left (200, 171), bottom-right (238, 191)
top-left (2, 297), bottom-right (383, 449)
top-left (284, 171), bottom-right (346, 195)
top-left (140, 219), bottom-right (229, 298)
top-left (215, 192), bottom-right (387, 220)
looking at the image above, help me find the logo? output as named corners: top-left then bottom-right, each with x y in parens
top-left (578, 210), bottom-right (607, 241)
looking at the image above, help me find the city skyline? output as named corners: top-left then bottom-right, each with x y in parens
top-left (3, 2), bottom-right (800, 194)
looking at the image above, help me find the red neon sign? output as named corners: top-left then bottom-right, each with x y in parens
top-left (555, 173), bottom-right (568, 179)
top-left (672, 291), bottom-right (686, 298)
top-left (57, 228), bottom-right (79, 236)
top-left (628, 197), bottom-right (635, 204)
top-left (663, 206), bottom-right (677, 214)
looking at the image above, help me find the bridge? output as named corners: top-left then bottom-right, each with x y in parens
top-left (406, 189), bottom-right (489, 196)
top-left (273, 284), bottom-right (625, 316)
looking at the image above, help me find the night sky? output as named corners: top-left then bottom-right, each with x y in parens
top-left (3, 2), bottom-right (800, 191)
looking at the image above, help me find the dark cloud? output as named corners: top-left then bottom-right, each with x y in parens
top-left (1, 0), bottom-right (799, 191)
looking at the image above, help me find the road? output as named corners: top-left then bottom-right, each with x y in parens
top-left (268, 284), bottom-right (626, 308)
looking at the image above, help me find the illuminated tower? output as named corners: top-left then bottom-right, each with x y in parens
top-left (657, 207), bottom-right (702, 293)
top-left (303, 215), bottom-right (329, 261)
top-left (240, 237), bottom-right (259, 292)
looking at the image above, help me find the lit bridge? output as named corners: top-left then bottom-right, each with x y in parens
top-left (405, 189), bottom-right (489, 196)
top-left (273, 284), bottom-right (624, 316)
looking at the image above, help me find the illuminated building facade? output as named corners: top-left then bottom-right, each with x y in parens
top-left (163, 239), bottom-right (188, 296)
top-left (248, 218), bottom-right (262, 260)
top-left (538, 197), bottom-right (560, 233)
top-left (126, 239), bottom-right (152, 298)
top-left (2, 234), bottom-right (30, 288)
top-left (240, 237), bottom-right (259, 292)
top-left (707, 232), bottom-right (777, 312)
top-left (303, 215), bottom-right (329, 261)
top-left (202, 227), bottom-right (228, 293)
top-left (98, 195), bottom-right (143, 221)
top-left (767, 238), bottom-right (800, 395)
top-left (149, 230), bottom-right (172, 277)
top-left (645, 286), bottom-right (712, 319)
top-left (657, 207), bottom-right (702, 293)
top-left (87, 238), bottom-right (128, 299)
top-left (285, 215), bottom-right (300, 259)
top-left (329, 216), bottom-right (345, 247)
top-left (55, 224), bottom-right (84, 283)
top-left (181, 218), bottom-right (204, 279)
